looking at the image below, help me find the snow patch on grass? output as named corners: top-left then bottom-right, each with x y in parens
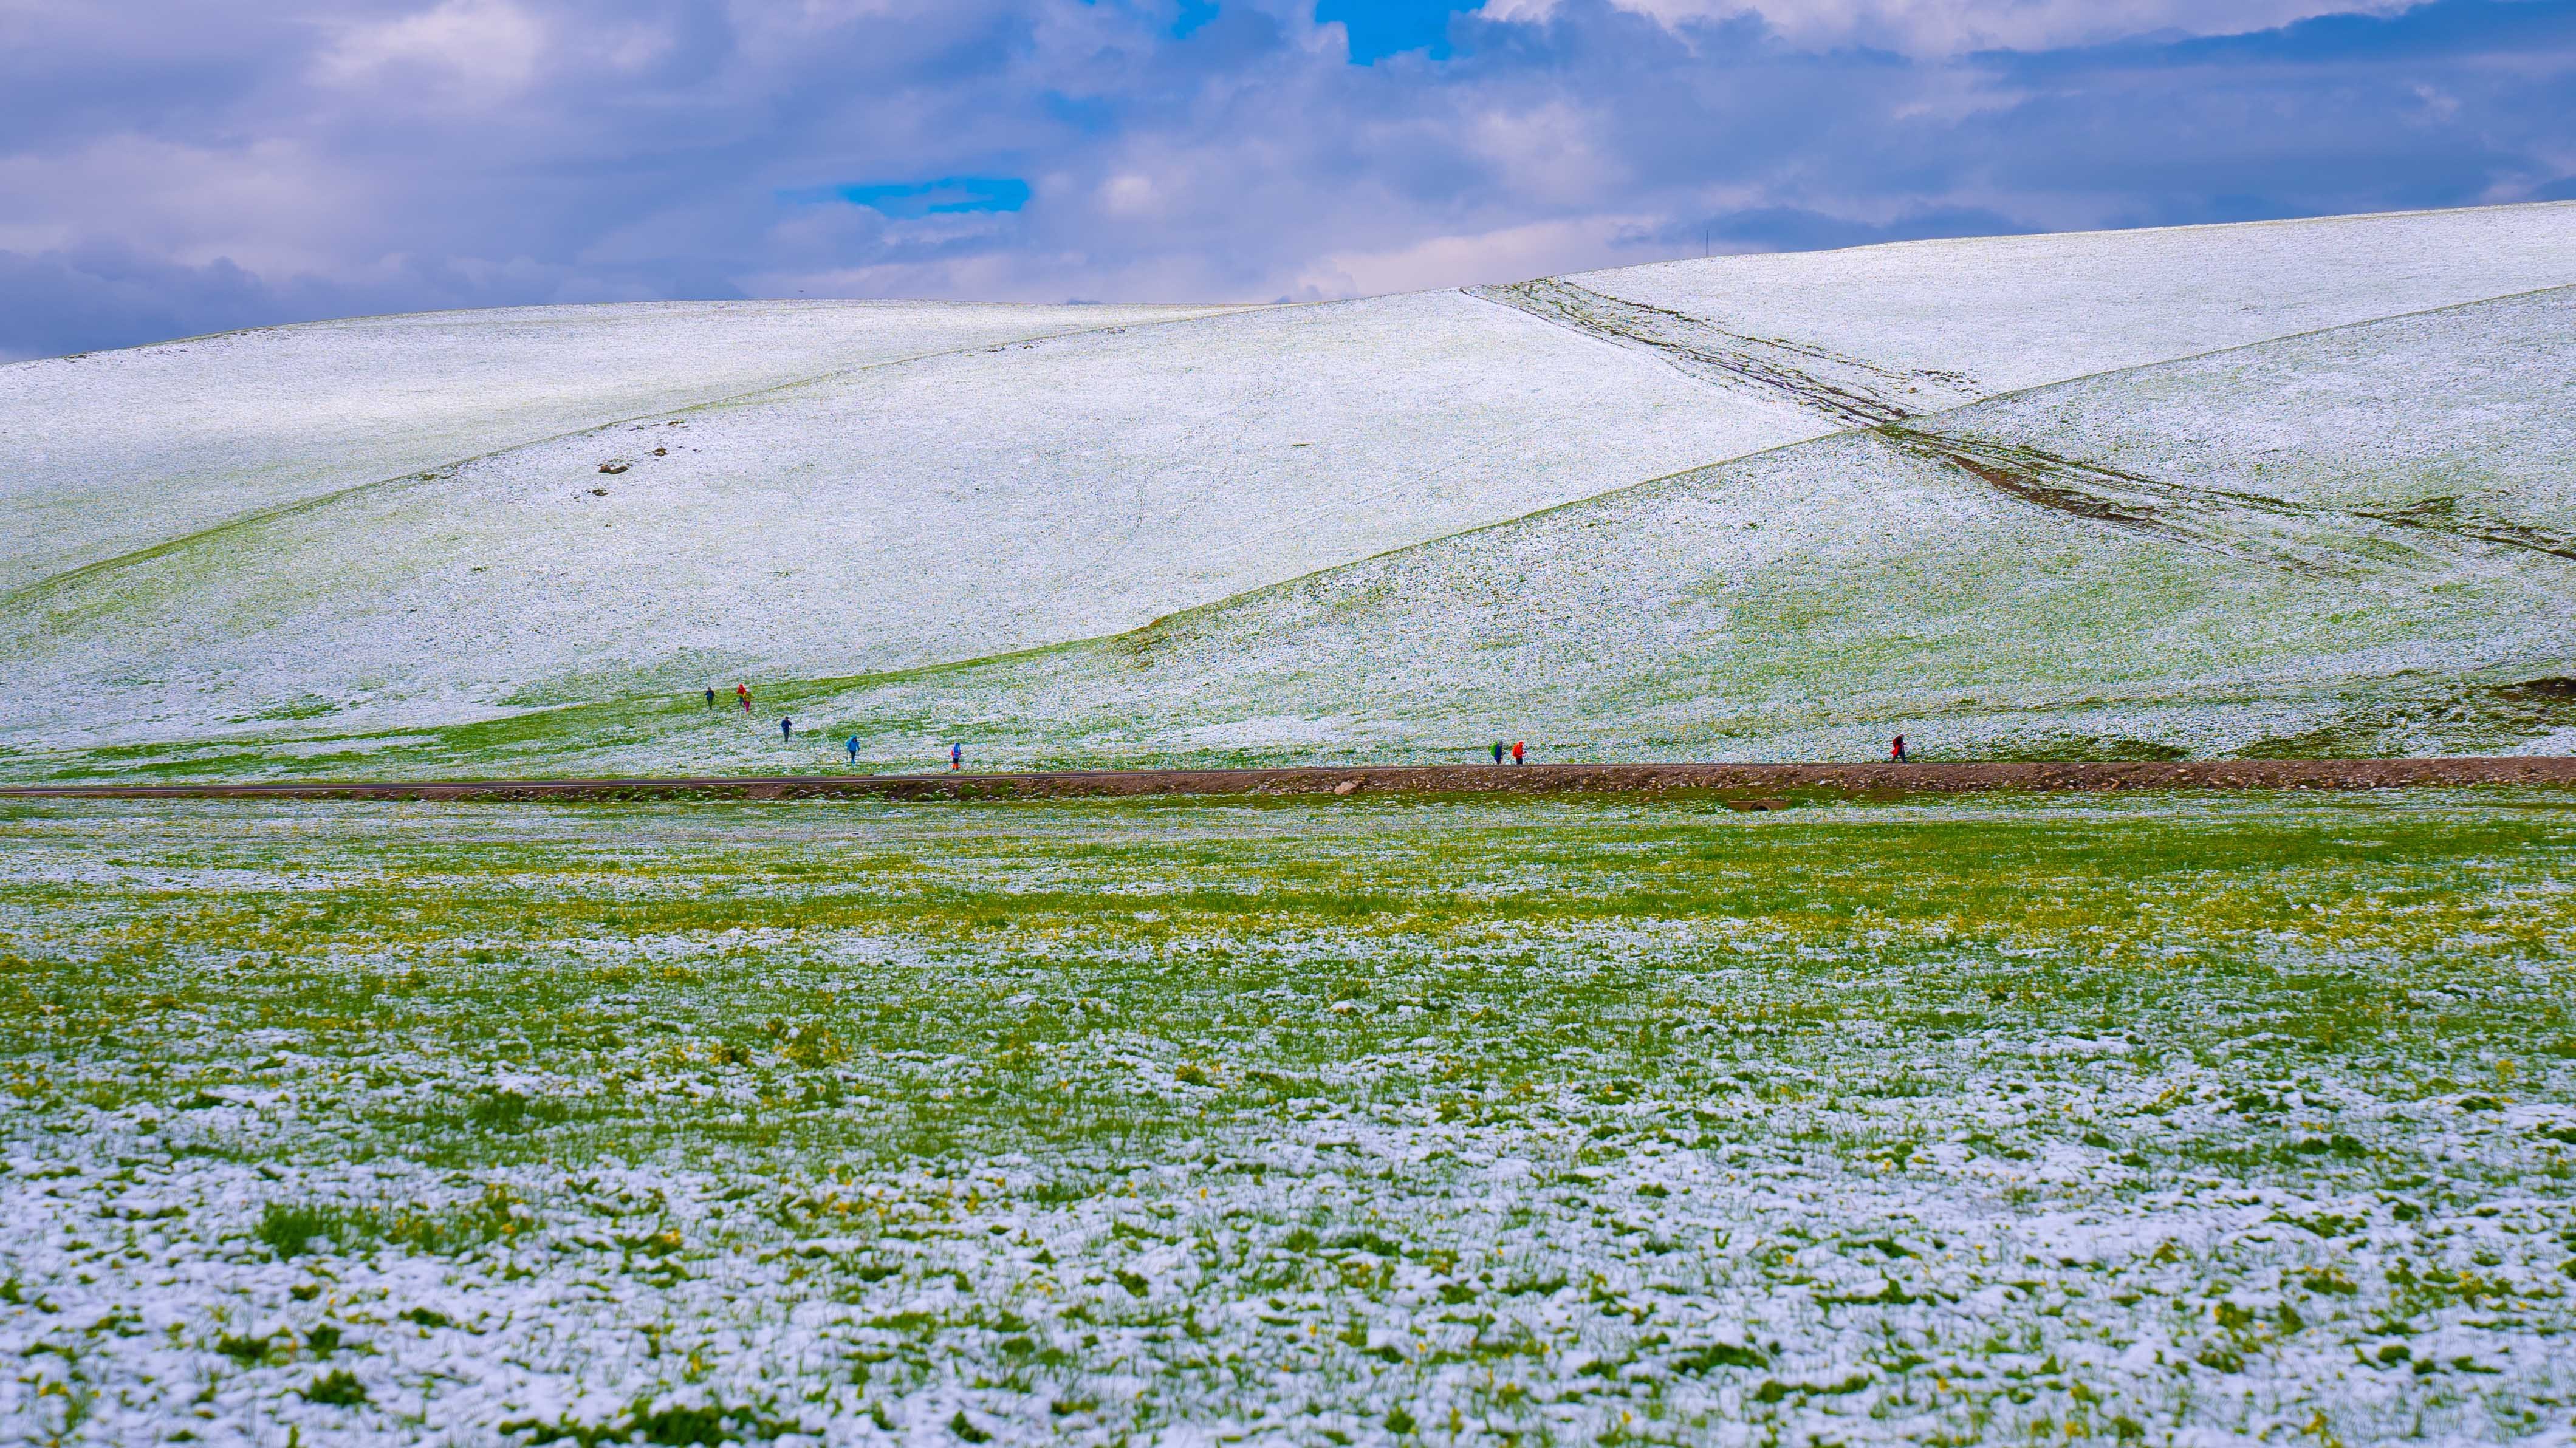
top-left (0, 793), bottom-right (2571, 1444)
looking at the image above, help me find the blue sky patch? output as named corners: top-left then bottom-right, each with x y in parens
top-left (781, 177), bottom-right (1033, 218)
top-left (1318, 0), bottom-right (1459, 62)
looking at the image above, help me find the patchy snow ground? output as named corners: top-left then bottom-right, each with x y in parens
top-left (0, 793), bottom-right (2569, 1446)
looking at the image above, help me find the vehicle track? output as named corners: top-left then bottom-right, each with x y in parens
top-left (1469, 277), bottom-right (1980, 425)
top-left (2, 757), bottom-right (2570, 804)
top-left (1882, 426), bottom-right (2576, 575)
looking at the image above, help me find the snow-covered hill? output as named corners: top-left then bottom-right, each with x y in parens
top-left (0, 291), bottom-right (1821, 743)
top-left (0, 299), bottom-right (1248, 592)
top-left (3, 203), bottom-right (2572, 779)
top-left (776, 285), bottom-right (2574, 771)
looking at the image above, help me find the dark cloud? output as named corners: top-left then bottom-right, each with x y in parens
top-left (3, 0), bottom-right (2572, 359)
top-left (0, 241), bottom-right (653, 362)
top-left (0, 247), bottom-right (284, 360)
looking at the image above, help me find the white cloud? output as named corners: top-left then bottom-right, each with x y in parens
top-left (1464, 101), bottom-right (1623, 207)
top-left (1100, 173), bottom-right (1161, 216)
top-left (316, 0), bottom-right (549, 95)
top-left (1292, 214), bottom-right (1654, 298)
top-left (1478, 0), bottom-right (2421, 55)
top-left (0, 135), bottom-right (352, 275)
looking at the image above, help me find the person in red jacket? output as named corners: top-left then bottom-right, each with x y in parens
top-left (1890, 734), bottom-right (1908, 762)
top-left (736, 683), bottom-right (752, 714)
top-left (1512, 740), bottom-right (1525, 766)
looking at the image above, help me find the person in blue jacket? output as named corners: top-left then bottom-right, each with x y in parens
top-left (1490, 740), bottom-right (1505, 765)
top-left (781, 717), bottom-right (793, 742)
top-left (951, 742), bottom-right (963, 771)
top-left (704, 686), bottom-right (716, 708)
top-left (846, 736), bottom-right (859, 764)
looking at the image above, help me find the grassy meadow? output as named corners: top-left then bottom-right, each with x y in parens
top-left (1, 791), bottom-right (2572, 1446)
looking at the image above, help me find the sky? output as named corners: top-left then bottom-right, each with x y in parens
top-left (3, 0), bottom-right (2574, 360)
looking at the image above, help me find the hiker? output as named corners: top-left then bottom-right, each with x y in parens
top-left (736, 684), bottom-right (752, 714)
top-left (1491, 740), bottom-right (1505, 765)
top-left (781, 717), bottom-right (794, 742)
top-left (846, 736), bottom-right (860, 764)
top-left (704, 686), bottom-right (716, 708)
top-left (1890, 734), bottom-right (1907, 762)
top-left (1512, 740), bottom-right (1525, 766)
top-left (951, 742), bottom-right (963, 771)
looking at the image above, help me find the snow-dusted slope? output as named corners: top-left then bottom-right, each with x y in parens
top-left (2, 205), bottom-right (2574, 777)
top-left (782, 285), bottom-right (2569, 768)
top-left (0, 299), bottom-right (1244, 591)
top-left (275, 282), bottom-right (2567, 782)
top-left (0, 290), bottom-right (1823, 742)
top-left (1934, 288), bottom-right (2576, 546)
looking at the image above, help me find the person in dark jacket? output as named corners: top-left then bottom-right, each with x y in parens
top-left (1491, 740), bottom-right (1505, 765)
top-left (704, 686), bottom-right (716, 708)
top-left (781, 717), bottom-right (793, 742)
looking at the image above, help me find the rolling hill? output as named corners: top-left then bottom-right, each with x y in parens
top-left (0, 299), bottom-right (1252, 593)
top-left (3, 203), bottom-right (2572, 780)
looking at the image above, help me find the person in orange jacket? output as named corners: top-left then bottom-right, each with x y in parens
top-left (1512, 740), bottom-right (1525, 766)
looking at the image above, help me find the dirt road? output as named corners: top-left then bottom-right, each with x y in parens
top-left (1, 757), bottom-right (2572, 804)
